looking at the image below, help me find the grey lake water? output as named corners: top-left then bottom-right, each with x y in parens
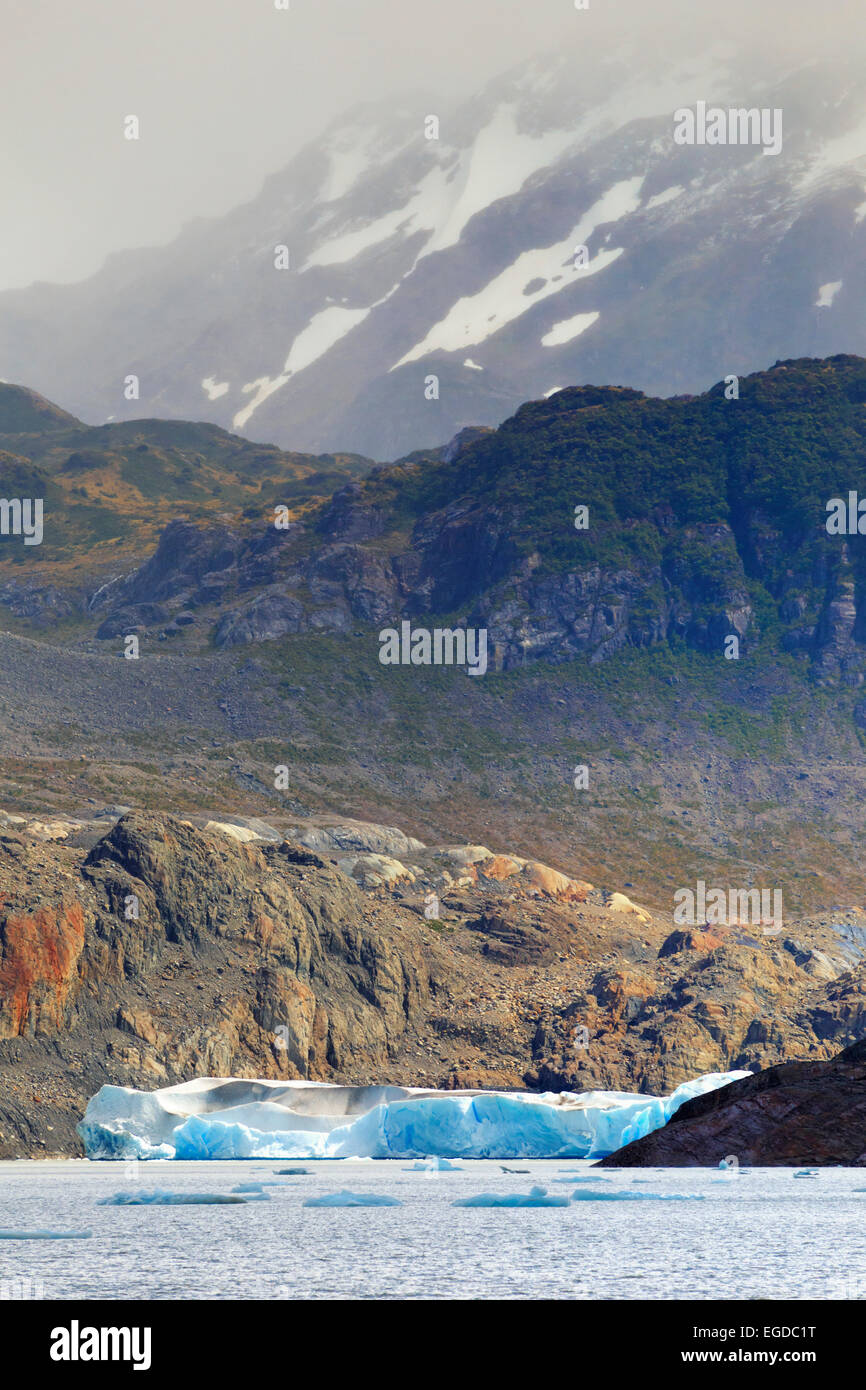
top-left (0, 1159), bottom-right (864, 1301)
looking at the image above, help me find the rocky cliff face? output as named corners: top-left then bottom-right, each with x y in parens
top-left (78, 358), bottom-right (866, 698)
top-left (2, 806), bottom-right (866, 1157)
top-left (599, 1038), bottom-right (866, 1166)
top-left (0, 812), bottom-right (434, 1154)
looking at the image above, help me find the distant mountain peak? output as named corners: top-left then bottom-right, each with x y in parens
top-left (3, 45), bottom-right (866, 458)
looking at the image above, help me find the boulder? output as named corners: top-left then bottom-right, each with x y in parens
top-left (659, 928), bottom-right (726, 958)
top-left (203, 821), bottom-right (262, 844)
top-left (521, 861), bottom-right (590, 902)
top-left (295, 821), bottom-right (425, 858)
top-left (336, 853), bottom-right (416, 889)
top-left (607, 891), bottom-right (651, 923)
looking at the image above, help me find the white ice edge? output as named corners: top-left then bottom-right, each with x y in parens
top-left (78, 1071), bottom-right (749, 1161)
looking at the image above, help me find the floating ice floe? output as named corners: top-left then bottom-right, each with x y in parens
top-left (0, 1229), bottom-right (92, 1239)
top-left (235, 1180), bottom-right (296, 1188)
top-left (78, 1071), bottom-right (750, 1162)
top-left (793, 1170), bottom-right (820, 1179)
top-left (552, 1174), bottom-right (611, 1184)
top-left (303, 1191), bottom-right (402, 1207)
top-left (230, 1185), bottom-right (272, 1199)
top-left (569, 1191), bottom-right (705, 1202)
top-left (97, 1190), bottom-right (250, 1205)
top-left (454, 1185), bottom-right (569, 1208)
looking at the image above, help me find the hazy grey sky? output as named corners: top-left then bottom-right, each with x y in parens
top-left (1, 0), bottom-right (862, 291)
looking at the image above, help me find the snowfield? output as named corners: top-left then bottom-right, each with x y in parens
top-left (392, 178), bottom-right (641, 366)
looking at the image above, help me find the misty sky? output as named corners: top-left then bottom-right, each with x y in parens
top-left (1, 0), bottom-right (863, 291)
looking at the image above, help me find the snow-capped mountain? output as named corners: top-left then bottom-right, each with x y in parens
top-left (3, 36), bottom-right (866, 459)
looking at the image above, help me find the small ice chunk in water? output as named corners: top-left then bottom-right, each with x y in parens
top-left (453, 1185), bottom-right (569, 1208)
top-left (97, 1190), bottom-right (250, 1205)
top-left (303, 1190), bottom-right (402, 1207)
top-left (0, 1229), bottom-right (92, 1239)
top-left (230, 1185), bottom-right (272, 1199)
top-left (793, 1170), bottom-right (820, 1178)
top-left (570, 1190), bottom-right (704, 1202)
top-left (234, 1180), bottom-right (295, 1187)
top-left (552, 1174), bottom-right (610, 1183)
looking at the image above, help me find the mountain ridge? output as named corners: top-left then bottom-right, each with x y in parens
top-left (2, 357), bottom-right (866, 921)
top-left (2, 805), bottom-right (866, 1158)
top-left (4, 44), bottom-right (866, 456)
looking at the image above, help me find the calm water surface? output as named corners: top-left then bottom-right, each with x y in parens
top-left (0, 1160), bottom-right (862, 1300)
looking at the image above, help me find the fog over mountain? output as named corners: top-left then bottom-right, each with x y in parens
top-left (3, 15), bottom-right (866, 457)
top-left (3, 0), bottom-right (860, 291)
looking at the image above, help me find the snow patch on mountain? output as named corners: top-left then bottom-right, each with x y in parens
top-left (201, 376), bottom-right (229, 401)
top-left (558, 44), bottom-right (738, 150)
top-left (645, 185), bottom-right (685, 211)
top-left (420, 106), bottom-right (576, 260)
top-left (816, 280), bottom-right (843, 307)
top-left (318, 123), bottom-right (404, 204)
top-left (541, 311), bottom-right (600, 347)
top-left (306, 106), bottom-right (575, 277)
top-left (303, 163), bottom-right (454, 270)
top-left (233, 303), bottom-right (376, 429)
top-left (392, 178), bottom-right (640, 366)
top-left (799, 113), bottom-right (866, 187)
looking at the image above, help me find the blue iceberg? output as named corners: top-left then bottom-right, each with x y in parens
top-left (78, 1072), bottom-right (750, 1162)
top-left (97, 1189), bottom-right (251, 1205)
top-left (569, 1190), bottom-right (705, 1202)
top-left (454, 1185), bottom-right (569, 1208)
top-left (551, 1174), bottom-right (611, 1183)
top-left (303, 1190), bottom-right (402, 1207)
